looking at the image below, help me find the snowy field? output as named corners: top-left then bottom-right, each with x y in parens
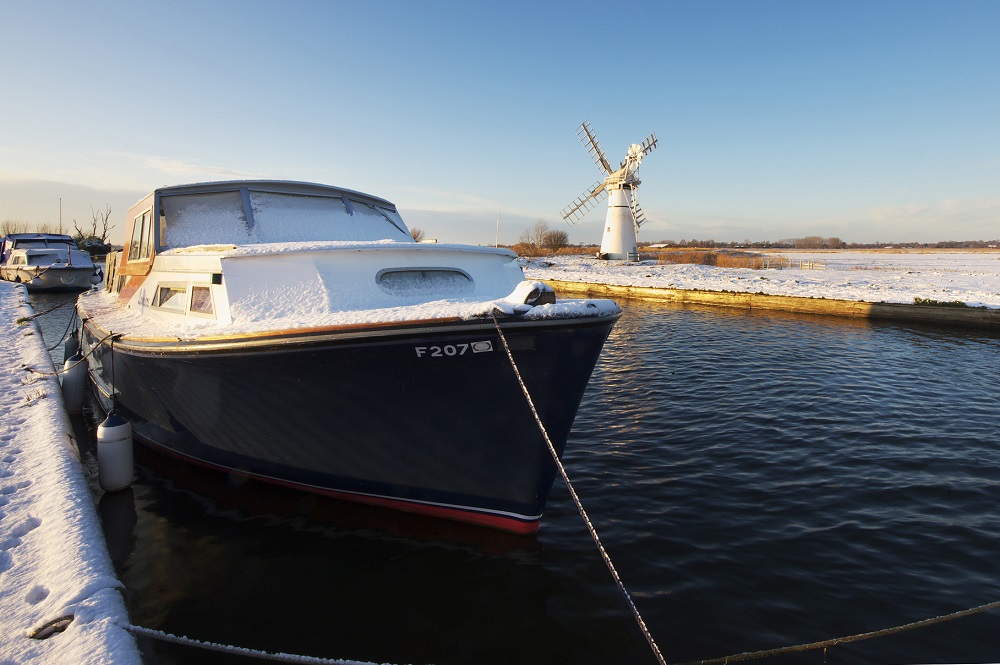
top-left (523, 250), bottom-right (1000, 309)
top-left (0, 283), bottom-right (140, 664)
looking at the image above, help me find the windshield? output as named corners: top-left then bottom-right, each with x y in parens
top-left (159, 189), bottom-right (412, 248)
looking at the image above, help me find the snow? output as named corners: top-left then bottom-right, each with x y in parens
top-left (522, 251), bottom-right (1000, 309)
top-left (0, 283), bottom-right (140, 664)
top-left (160, 190), bottom-right (411, 248)
top-left (162, 239), bottom-right (490, 256)
top-left (81, 241), bottom-right (621, 340)
top-left (78, 279), bottom-right (620, 341)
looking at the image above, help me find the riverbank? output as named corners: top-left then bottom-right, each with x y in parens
top-left (524, 251), bottom-right (1000, 329)
top-left (0, 282), bottom-right (139, 663)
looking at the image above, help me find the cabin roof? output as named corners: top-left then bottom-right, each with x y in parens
top-left (2, 233), bottom-right (75, 242)
top-left (147, 180), bottom-right (396, 209)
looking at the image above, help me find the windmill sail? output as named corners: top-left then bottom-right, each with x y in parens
top-left (578, 121), bottom-right (613, 175)
top-left (628, 197), bottom-right (648, 228)
top-left (561, 180), bottom-right (607, 224)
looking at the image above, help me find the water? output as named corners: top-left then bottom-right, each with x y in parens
top-left (30, 292), bottom-right (1000, 664)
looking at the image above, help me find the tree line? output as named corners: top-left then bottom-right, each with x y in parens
top-left (1, 205), bottom-right (116, 256)
top-left (510, 220), bottom-right (570, 256)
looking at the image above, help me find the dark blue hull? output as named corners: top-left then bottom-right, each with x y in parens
top-left (81, 314), bottom-right (618, 533)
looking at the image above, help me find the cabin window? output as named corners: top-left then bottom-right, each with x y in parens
top-left (376, 268), bottom-right (474, 297)
top-left (189, 286), bottom-right (214, 315)
top-left (13, 256), bottom-right (26, 265)
top-left (161, 191), bottom-right (250, 248)
top-left (140, 211), bottom-right (154, 258)
top-left (155, 285), bottom-right (187, 312)
top-left (128, 214), bottom-right (141, 259)
top-left (249, 192), bottom-right (411, 243)
top-left (129, 210), bottom-right (153, 261)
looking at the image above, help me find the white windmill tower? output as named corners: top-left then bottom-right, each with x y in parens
top-left (561, 120), bottom-right (658, 260)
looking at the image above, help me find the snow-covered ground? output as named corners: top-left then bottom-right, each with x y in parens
top-left (0, 282), bottom-right (140, 664)
top-left (523, 251), bottom-right (1000, 309)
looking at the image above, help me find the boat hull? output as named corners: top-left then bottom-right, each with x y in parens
top-left (1, 266), bottom-right (97, 291)
top-left (81, 314), bottom-right (618, 533)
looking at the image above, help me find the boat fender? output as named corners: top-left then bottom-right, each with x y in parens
top-left (89, 270), bottom-right (102, 285)
top-left (60, 352), bottom-right (86, 415)
top-left (63, 328), bottom-right (80, 363)
top-left (97, 411), bottom-right (134, 492)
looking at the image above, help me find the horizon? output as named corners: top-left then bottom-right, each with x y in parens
top-left (2, 1), bottom-right (997, 247)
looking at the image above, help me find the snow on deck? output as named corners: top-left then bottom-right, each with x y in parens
top-left (523, 251), bottom-right (1000, 309)
top-left (0, 282), bottom-right (140, 664)
top-left (78, 281), bottom-right (621, 341)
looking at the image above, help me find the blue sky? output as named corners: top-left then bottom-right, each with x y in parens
top-left (1, 0), bottom-right (998, 246)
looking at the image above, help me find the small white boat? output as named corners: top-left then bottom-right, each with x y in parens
top-left (0, 233), bottom-right (101, 291)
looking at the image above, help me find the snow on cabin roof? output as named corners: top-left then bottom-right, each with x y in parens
top-left (129, 180), bottom-right (413, 250)
top-left (160, 239), bottom-right (518, 258)
top-left (150, 180), bottom-right (397, 209)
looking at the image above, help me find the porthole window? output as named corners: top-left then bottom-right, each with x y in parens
top-left (376, 268), bottom-right (474, 297)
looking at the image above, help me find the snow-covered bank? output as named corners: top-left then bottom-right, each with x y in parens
top-left (0, 282), bottom-right (139, 664)
top-left (523, 251), bottom-right (1000, 309)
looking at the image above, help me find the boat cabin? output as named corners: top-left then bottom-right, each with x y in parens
top-left (1, 233), bottom-right (80, 263)
top-left (108, 180), bottom-right (415, 298)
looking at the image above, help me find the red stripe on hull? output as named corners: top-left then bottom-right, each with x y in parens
top-left (137, 436), bottom-right (542, 535)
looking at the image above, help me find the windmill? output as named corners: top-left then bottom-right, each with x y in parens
top-left (561, 120), bottom-right (658, 260)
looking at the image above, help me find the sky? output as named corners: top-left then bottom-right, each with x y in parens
top-left (1, 0), bottom-right (998, 247)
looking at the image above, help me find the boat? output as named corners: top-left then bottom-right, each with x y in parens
top-left (1, 233), bottom-right (101, 291)
top-left (77, 180), bottom-right (620, 533)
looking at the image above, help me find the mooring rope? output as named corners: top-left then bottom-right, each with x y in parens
top-left (47, 307), bottom-right (79, 352)
top-left (121, 622), bottom-right (395, 665)
top-left (24, 331), bottom-right (114, 376)
top-left (490, 313), bottom-right (668, 665)
top-left (15, 296), bottom-right (78, 321)
top-left (672, 599), bottom-right (1000, 665)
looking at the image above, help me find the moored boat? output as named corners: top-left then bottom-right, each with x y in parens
top-left (77, 180), bottom-right (620, 533)
top-left (0, 233), bottom-right (101, 291)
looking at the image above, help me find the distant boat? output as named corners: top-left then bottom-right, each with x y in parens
top-left (0, 233), bottom-right (101, 291)
top-left (77, 180), bottom-right (620, 533)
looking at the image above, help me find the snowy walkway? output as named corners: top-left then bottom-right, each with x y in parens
top-left (0, 282), bottom-right (139, 664)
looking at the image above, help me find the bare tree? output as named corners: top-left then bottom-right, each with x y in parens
top-left (518, 219), bottom-right (552, 248)
top-left (410, 227), bottom-right (425, 242)
top-left (72, 205), bottom-right (115, 256)
top-left (1, 219), bottom-right (29, 235)
top-left (73, 205), bottom-right (115, 244)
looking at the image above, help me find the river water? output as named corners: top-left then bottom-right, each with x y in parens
top-left (30, 291), bottom-right (1000, 664)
